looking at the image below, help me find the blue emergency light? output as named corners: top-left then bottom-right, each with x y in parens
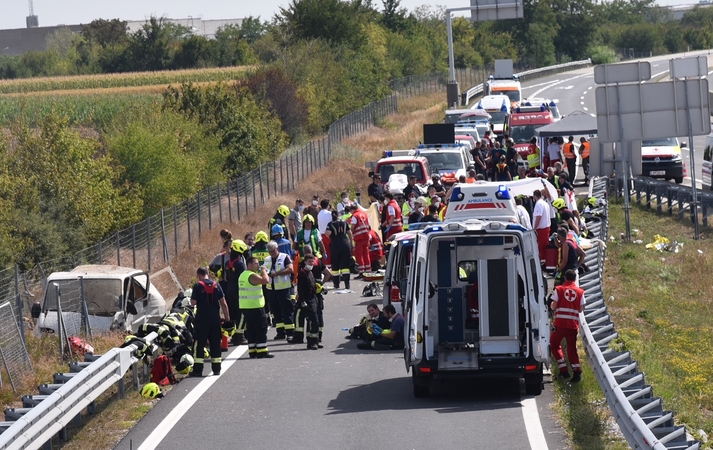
top-left (540, 104), bottom-right (546, 111)
top-left (507, 224), bottom-right (526, 232)
top-left (549, 100), bottom-right (556, 107)
top-left (385, 151), bottom-right (392, 157)
top-left (476, 101), bottom-right (483, 109)
top-left (501, 101), bottom-right (508, 112)
top-left (449, 186), bottom-right (465, 202)
top-left (495, 185), bottom-right (511, 200)
top-left (423, 226), bottom-right (442, 234)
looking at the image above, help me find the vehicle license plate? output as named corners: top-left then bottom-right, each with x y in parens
top-left (650, 170), bottom-right (666, 176)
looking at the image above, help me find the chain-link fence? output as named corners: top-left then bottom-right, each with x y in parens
top-left (0, 302), bottom-right (32, 392)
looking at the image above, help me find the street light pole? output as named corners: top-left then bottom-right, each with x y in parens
top-left (445, 2), bottom-right (522, 108)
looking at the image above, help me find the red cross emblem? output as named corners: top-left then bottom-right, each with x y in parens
top-left (564, 288), bottom-right (577, 302)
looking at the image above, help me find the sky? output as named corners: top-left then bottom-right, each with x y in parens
top-left (0, 0), bottom-right (697, 31)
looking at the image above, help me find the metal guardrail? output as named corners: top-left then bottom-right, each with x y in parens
top-left (0, 332), bottom-right (157, 450)
top-left (461, 58), bottom-right (593, 107)
top-left (632, 176), bottom-right (713, 227)
top-left (579, 176), bottom-right (700, 450)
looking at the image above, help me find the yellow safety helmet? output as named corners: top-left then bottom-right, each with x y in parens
top-left (175, 354), bottom-right (194, 374)
top-left (552, 198), bottom-right (566, 209)
top-left (141, 382), bottom-right (162, 399)
top-left (231, 239), bottom-right (247, 253)
top-left (255, 231), bottom-right (269, 243)
top-left (303, 214), bottom-right (315, 225)
top-left (588, 196), bottom-right (597, 207)
top-left (278, 205), bottom-right (290, 217)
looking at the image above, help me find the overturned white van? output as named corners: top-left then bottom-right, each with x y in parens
top-left (35, 265), bottom-right (166, 336)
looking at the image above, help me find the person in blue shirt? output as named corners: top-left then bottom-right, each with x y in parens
top-left (357, 304), bottom-right (405, 350)
top-left (271, 224), bottom-right (292, 255)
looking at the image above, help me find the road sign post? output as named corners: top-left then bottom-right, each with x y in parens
top-left (595, 58), bottom-right (710, 240)
top-left (670, 56), bottom-right (709, 240)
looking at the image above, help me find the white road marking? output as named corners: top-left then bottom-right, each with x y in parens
top-left (554, 85), bottom-right (573, 90)
top-left (137, 345), bottom-right (249, 450)
top-left (588, 86), bottom-right (593, 90)
top-left (643, 70), bottom-right (668, 83)
top-left (522, 396), bottom-right (549, 450)
top-left (590, 113), bottom-right (596, 117)
top-left (583, 107), bottom-right (588, 111)
top-left (529, 73), bottom-right (589, 97)
top-left (582, 91), bottom-right (588, 95)
top-left (522, 79), bottom-right (561, 89)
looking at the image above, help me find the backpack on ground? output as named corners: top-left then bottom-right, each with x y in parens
top-left (151, 354), bottom-right (177, 386)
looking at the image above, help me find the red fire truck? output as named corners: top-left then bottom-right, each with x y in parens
top-left (509, 105), bottom-right (554, 170)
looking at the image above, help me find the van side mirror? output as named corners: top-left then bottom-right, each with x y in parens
top-left (681, 142), bottom-right (688, 148)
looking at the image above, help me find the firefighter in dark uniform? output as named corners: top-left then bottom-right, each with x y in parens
top-left (291, 245), bottom-right (332, 345)
top-left (268, 205), bottom-right (292, 241)
top-left (325, 210), bottom-right (353, 290)
top-left (295, 253), bottom-right (321, 350)
top-left (239, 256), bottom-right (275, 358)
top-left (223, 239), bottom-right (248, 345)
top-left (190, 267), bottom-right (230, 377)
top-left (251, 231), bottom-right (270, 263)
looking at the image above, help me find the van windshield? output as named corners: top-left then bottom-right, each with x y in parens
top-left (44, 279), bottom-right (123, 316)
top-left (488, 111), bottom-right (507, 123)
top-left (378, 163), bottom-right (425, 181)
top-left (422, 153), bottom-right (463, 171)
top-left (643, 138), bottom-right (677, 147)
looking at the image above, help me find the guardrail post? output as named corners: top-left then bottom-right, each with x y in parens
top-left (173, 205), bottom-right (179, 256)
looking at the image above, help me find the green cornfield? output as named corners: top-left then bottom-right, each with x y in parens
top-left (0, 93), bottom-right (162, 128)
top-left (0, 66), bottom-right (253, 95)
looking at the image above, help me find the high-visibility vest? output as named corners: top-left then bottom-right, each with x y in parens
top-left (351, 210), bottom-right (371, 240)
top-left (580, 141), bottom-right (590, 158)
top-left (563, 142), bottom-right (576, 159)
top-left (238, 271), bottom-right (265, 309)
top-left (527, 145), bottom-right (540, 169)
top-left (553, 281), bottom-right (583, 329)
top-left (263, 253), bottom-right (291, 290)
top-left (251, 242), bottom-right (269, 263)
top-left (296, 228), bottom-right (322, 258)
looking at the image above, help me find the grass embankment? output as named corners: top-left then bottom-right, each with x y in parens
top-left (605, 200), bottom-right (713, 439)
top-left (555, 198), bottom-right (713, 448)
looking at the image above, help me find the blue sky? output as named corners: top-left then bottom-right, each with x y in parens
top-left (0, 0), bottom-right (693, 31)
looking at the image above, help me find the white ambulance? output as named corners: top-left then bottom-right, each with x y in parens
top-left (401, 183), bottom-right (551, 397)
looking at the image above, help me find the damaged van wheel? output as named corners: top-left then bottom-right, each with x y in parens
top-left (413, 384), bottom-right (430, 398)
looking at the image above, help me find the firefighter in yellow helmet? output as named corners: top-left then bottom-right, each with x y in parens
top-left (222, 239), bottom-right (248, 347)
top-left (269, 205), bottom-right (292, 241)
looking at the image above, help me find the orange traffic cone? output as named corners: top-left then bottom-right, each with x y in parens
top-left (221, 334), bottom-right (229, 351)
top-left (683, 161), bottom-right (689, 179)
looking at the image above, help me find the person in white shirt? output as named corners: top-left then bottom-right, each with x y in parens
top-left (336, 192), bottom-right (351, 215)
top-left (532, 189), bottom-right (552, 264)
top-left (317, 199), bottom-right (333, 265)
top-left (547, 137), bottom-right (562, 168)
top-left (515, 197), bottom-right (532, 230)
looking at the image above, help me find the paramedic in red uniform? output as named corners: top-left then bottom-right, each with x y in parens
top-left (550, 269), bottom-right (585, 382)
top-left (382, 192), bottom-right (402, 241)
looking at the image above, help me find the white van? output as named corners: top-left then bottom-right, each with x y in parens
top-left (403, 219), bottom-right (550, 397)
top-left (36, 265), bottom-right (167, 335)
top-left (475, 95), bottom-right (511, 135)
top-left (641, 137), bottom-right (685, 183)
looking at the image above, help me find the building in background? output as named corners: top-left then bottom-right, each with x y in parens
top-left (0, 17), bottom-right (243, 56)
